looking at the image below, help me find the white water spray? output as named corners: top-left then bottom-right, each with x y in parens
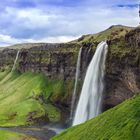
top-left (11, 50), bottom-right (20, 72)
top-left (73, 41), bottom-right (108, 126)
top-left (70, 47), bottom-right (82, 119)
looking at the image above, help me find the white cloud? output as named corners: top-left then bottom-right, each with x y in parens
top-left (0, 1), bottom-right (139, 46)
top-left (0, 34), bottom-right (20, 46)
top-left (5, 7), bottom-right (52, 29)
top-left (0, 33), bottom-right (79, 47)
top-left (3, 5), bottom-right (139, 34)
top-left (30, 35), bottom-right (80, 43)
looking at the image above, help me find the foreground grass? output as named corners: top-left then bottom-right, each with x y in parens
top-left (52, 95), bottom-right (140, 140)
top-left (0, 130), bottom-right (36, 140)
top-left (0, 70), bottom-right (62, 126)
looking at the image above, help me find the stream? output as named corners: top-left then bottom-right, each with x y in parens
top-left (0, 124), bottom-right (66, 140)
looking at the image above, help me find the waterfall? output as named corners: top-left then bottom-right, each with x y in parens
top-left (70, 47), bottom-right (82, 120)
top-left (11, 50), bottom-right (20, 72)
top-left (73, 41), bottom-right (108, 126)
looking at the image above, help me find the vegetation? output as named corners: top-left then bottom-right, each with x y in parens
top-left (0, 25), bottom-right (139, 139)
top-left (72, 25), bottom-right (132, 44)
top-left (52, 95), bottom-right (140, 140)
top-left (0, 70), bottom-right (62, 126)
top-left (0, 130), bottom-right (36, 140)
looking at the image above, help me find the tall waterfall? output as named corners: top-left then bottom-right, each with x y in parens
top-left (11, 50), bottom-right (20, 72)
top-left (73, 41), bottom-right (108, 126)
top-left (70, 47), bottom-right (82, 120)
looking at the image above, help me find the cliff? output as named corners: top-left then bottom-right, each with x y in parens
top-left (104, 26), bottom-right (140, 110)
top-left (0, 25), bottom-right (140, 125)
top-left (0, 43), bottom-right (92, 125)
top-left (73, 25), bottom-right (140, 111)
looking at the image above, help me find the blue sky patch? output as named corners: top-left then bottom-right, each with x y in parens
top-left (0, 0), bottom-right (139, 46)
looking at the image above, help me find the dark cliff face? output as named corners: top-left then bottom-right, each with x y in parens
top-left (19, 43), bottom-right (79, 80)
top-left (104, 47), bottom-right (140, 110)
top-left (103, 27), bottom-right (140, 110)
top-left (0, 49), bottom-right (17, 70)
top-left (0, 43), bottom-right (93, 81)
top-left (18, 43), bottom-right (93, 81)
top-left (0, 26), bottom-right (140, 117)
top-left (0, 43), bottom-right (80, 79)
top-left (125, 27), bottom-right (140, 48)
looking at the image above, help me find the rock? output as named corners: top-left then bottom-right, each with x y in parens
top-left (125, 26), bottom-right (140, 48)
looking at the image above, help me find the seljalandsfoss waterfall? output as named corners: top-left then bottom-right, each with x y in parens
top-left (70, 47), bottom-right (82, 120)
top-left (73, 41), bottom-right (108, 126)
top-left (11, 50), bottom-right (20, 72)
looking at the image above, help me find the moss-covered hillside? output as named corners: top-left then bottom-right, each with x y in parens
top-left (52, 95), bottom-right (140, 140)
top-left (72, 25), bottom-right (132, 44)
top-left (0, 70), bottom-right (63, 126)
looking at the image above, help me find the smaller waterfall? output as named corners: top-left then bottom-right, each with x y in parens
top-left (70, 47), bottom-right (82, 120)
top-left (11, 50), bottom-right (20, 72)
top-left (73, 41), bottom-right (108, 126)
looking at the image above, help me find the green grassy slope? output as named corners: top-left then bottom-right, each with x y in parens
top-left (0, 130), bottom-right (36, 140)
top-left (52, 95), bottom-right (140, 140)
top-left (0, 70), bottom-right (62, 126)
top-left (72, 25), bottom-right (132, 44)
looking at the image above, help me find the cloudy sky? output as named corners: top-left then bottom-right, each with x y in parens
top-left (0, 0), bottom-right (139, 46)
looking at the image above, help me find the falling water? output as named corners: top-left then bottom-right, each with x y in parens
top-left (70, 47), bottom-right (82, 120)
top-left (11, 50), bottom-right (20, 72)
top-left (73, 41), bottom-right (108, 126)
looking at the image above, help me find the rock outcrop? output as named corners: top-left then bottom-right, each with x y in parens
top-left (104, 47), bottom-right (140, 110)
top-left (125, 26), bottom-right (140, 48)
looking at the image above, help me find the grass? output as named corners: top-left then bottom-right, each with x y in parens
top-left (0, 70), bottom-right (10, 81)
top-left (72, 25), bottom-right (132, 44)
top-left (0, 70), bottom-right (62, 126)
top-left (0, 130), bottom-right (36, 140)
top-left (52, 95), bottom-right (140, 140)
top-left (45, 104), bottom-right (61, 122)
